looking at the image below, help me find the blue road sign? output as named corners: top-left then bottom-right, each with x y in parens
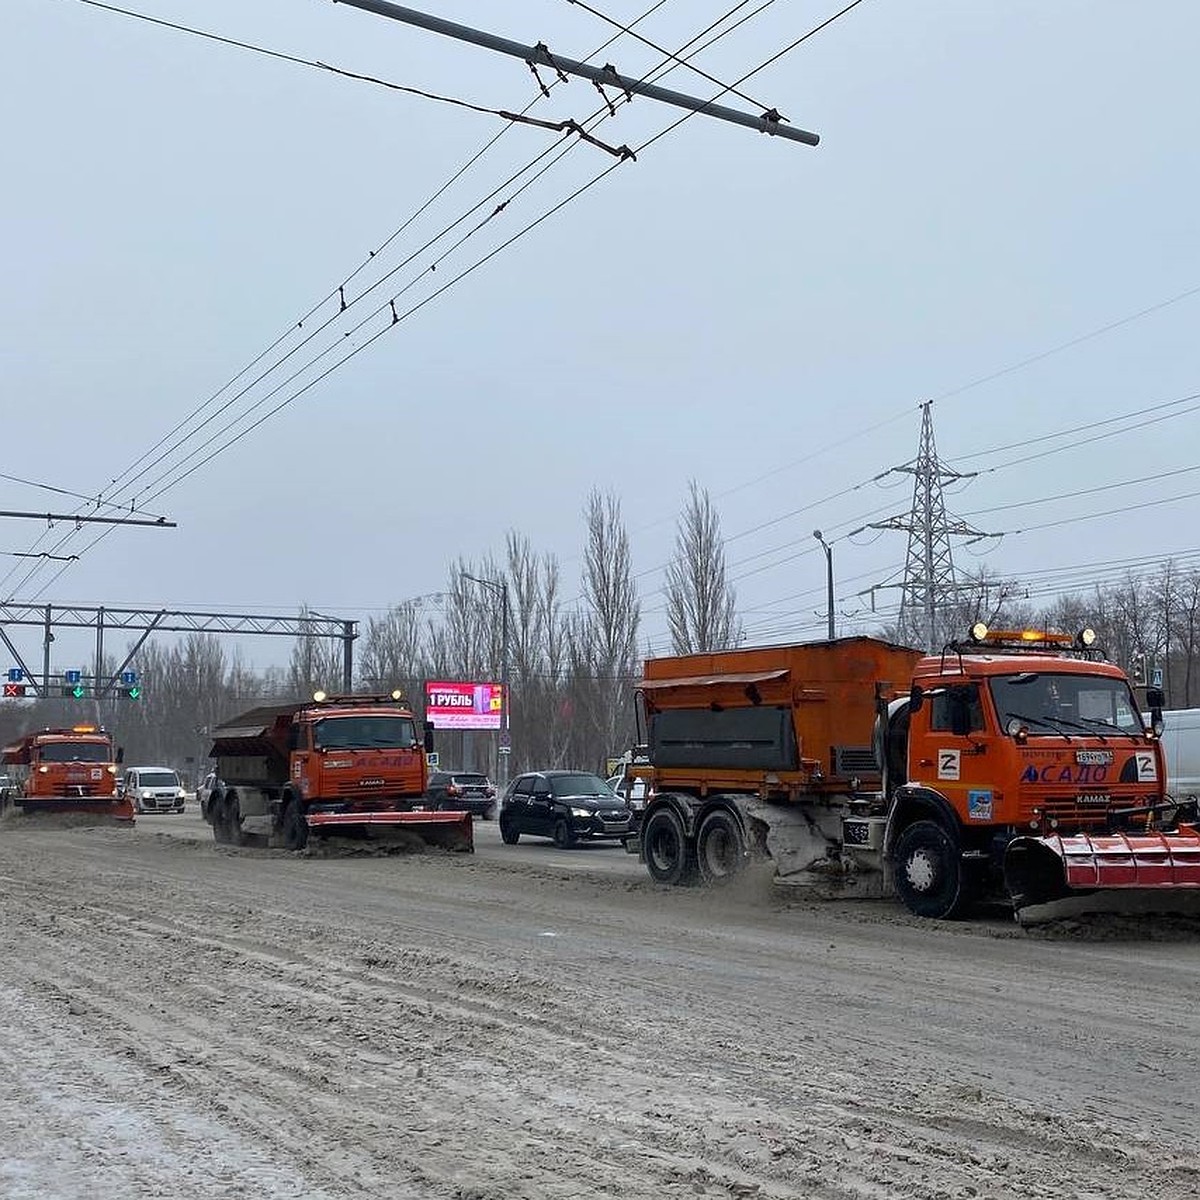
top-left (64, 669), bottom-right (82, 684)
top-left (7, 667), bottom-right (23, 682)
top-left (1152, 666), bottom-right (1164, 689)
top-left (120, 670), bottom-right (138, 685)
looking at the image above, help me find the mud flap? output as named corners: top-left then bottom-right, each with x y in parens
top-left (305, 809), bottom-right (474, 853)
top-left (1005, 827), bottom-right (1200, 923)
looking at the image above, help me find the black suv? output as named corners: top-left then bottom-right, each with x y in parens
top-left (499, 770), bottom-right (633, 848)
top-left (425, 770), bottom-right (497, 819)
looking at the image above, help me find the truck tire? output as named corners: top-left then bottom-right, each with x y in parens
top-left (221, 796), bottom-right (250, 848)
top-left (642, 805), bottom-right (697, 886)
top-left (893, 819), bottom-right (967, 919)
top-left (211, 792), bottom-right (230, 844)
top-left (696, 809), bottom-right (745, 885)
top-left (280, 800), bottom-right (308, 852)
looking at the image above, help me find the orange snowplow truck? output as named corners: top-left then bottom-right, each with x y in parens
top-left (1, 725), bottom-right (133, 822)
top-left (207, 690), bottom-right (473, 853)
top-left (629, 628), bottom-right (1200, 920)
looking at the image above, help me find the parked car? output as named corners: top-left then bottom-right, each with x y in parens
top-left (123, 766), bottom-right (187, 814)
top-left (424, 770), bottom-right (497, 818)
top-left (196, 771), bottom-right (223, 821)
top-left (606, 771), bottom-right (649, 816)
top-left (499, 770), bottom-right (634, 848)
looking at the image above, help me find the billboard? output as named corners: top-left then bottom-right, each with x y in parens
top-left (424, 681), bottom-right (504, 730)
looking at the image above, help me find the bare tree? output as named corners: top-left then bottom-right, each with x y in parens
top-left (358, 599), bottom-right (428, 704)
top-left (288, 605), bottom-right (343, 697)
top-left (572, 489), bottom-right (640, 769)
top-left (664, 480), bottom-right (741, 653)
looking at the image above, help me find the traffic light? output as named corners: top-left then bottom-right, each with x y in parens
top-left (123, 684), bottom-right (141, 701)
top-left (3, 682), bottom-right (26, 698)
top-left (61, 684), bottom-right (88, 699)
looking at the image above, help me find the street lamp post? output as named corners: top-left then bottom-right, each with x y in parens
top-left (464, 574), bottom-right (510, 787)
top-left (813, 530), bottom-right (835, 641)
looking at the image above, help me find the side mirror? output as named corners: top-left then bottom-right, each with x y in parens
top-left (423, 726), bottom-right (435, 754)
top-left (116, 747), bottom-right (125, 764)
top-left (1146, 687), bottom-right (1166, 709)
top-left (909, 684), bottom-right (924, 715)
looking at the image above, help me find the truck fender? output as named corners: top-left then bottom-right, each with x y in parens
top-left (884, 785), bottom-right (961, 860)
top-left (641, 792), bottom-right (702, 838)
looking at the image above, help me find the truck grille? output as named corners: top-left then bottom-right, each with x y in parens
top-left (1035, 795), bottom-right (1140, 829)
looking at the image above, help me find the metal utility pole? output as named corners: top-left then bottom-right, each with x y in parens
top-left (464, 574), bottom-right (511, 787)
top-left (332, 0), bottom-right (819, 146)
top-left (813, 530), bottom-right (835, 640)
top-left (868, 403), bottom-right (990, 652)
top-left (0, 510), bottom-right (175, 527)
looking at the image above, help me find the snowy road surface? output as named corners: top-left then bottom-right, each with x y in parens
top-left (2, 820), bottom-right (1198, 1198)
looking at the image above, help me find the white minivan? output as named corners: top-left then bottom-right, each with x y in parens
top-left (124, 766), bottom-right (188, 814)
top-left (1158, 709), bottom-right (1200, 803)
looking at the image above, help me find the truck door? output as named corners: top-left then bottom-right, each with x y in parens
top-left (920, 683), bottom-right (991, 823)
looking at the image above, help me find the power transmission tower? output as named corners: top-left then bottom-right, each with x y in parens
top-left (870, 402), bottom-right (989, 651)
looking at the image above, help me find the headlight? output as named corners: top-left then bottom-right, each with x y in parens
top-left (570, 807), bottom-right (592, 818)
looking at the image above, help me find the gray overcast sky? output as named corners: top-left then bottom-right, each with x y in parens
top-left (4, 0), bottom-right (1199, 672)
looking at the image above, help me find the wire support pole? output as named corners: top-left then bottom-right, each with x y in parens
top-left (331, 0), bottom-right (819, 146)
top-left (0, 510), bottom-right (176, 528)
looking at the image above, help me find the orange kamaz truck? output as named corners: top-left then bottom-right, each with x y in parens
top-left (1, 725), bottom-right (133, 822)
top-left (207, 690), bottom-right (473, 852)
top-left (628, 627), bottom-right (1200, 920)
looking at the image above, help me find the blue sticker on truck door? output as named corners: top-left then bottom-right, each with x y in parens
top-left (967, 790), bottom-right (993, 820)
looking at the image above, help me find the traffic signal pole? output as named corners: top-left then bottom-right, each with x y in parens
top-left (332, 0), bottom-right (820, 146)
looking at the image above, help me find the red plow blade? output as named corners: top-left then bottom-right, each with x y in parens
top-left (9, 796), bottom-right (136, 824)
top-left (305, 808), bottom-right (474, 852)
top-left (1005, 824), bottom-right (1200, 916)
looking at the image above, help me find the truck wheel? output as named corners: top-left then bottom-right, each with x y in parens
top-left (696, 809), bottom-right (745, 885)
top-left (552, 818), bottom-right (576, 849)
top-left (499, 814), bottom-right (520, 845)
top-left (280, 800), bottom-right (308, 852)
top-left (221, 797), bottom-right (249, 848)
top-left (211, 792), bottom-right (230, 843)
top-left (642, 806), bottom-right (697, 886)
top-left (893, 820), bottom-right (967, 919)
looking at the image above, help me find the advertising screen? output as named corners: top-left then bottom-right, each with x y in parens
top-left (424, 681), bottom-right (504, 730)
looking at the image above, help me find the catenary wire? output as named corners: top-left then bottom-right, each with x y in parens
top-left (24, 0), bottom-right (867, 601)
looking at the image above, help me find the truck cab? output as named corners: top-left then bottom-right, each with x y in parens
top-left (885, 626), bottom-right (1168, 916)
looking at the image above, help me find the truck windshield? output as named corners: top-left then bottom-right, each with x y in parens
top-left (37, 742), bottom-right (111, 763)
top-left (989, 672), bottom-right (1143, 736)
top-left (313, 716), bottom-right (418, 750)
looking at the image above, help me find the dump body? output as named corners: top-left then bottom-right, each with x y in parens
top-left (206, 695), bottom-right (472, 852)
top-left (1, 727), bottom-right (133, 822)
top-left (640, 637), bottom-right (923, 799)
top-left (633, 632), bottom-right (1200, 919)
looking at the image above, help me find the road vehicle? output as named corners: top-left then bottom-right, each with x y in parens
top-left (606, 770), bottom-right (650, 818)
top-left (0, 773), bottom-right (14, 803)
top-left (500, 770), bottom-right (634, 847)
top-left (196, 771), bottom-right (222, 820)
top-left (207, 690), bottom-right (472, 852)
top-left (626, 627), bottom-right (1200, 920)
top-left (425, 770), bottom-right (496, 818)
top-left (1159, 708), bottom-right (1200, 803)
top-left (124, 766), bottom-right (188, 814)
top-left (1, 725), bottom-right (132, 822)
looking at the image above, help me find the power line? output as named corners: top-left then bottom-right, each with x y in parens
top-left (563, 0), bottom-right (777, 114)
top-left (21, 0), bottom-right (866, 599)
top-left (12, 3), bottom-right (677, 594)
